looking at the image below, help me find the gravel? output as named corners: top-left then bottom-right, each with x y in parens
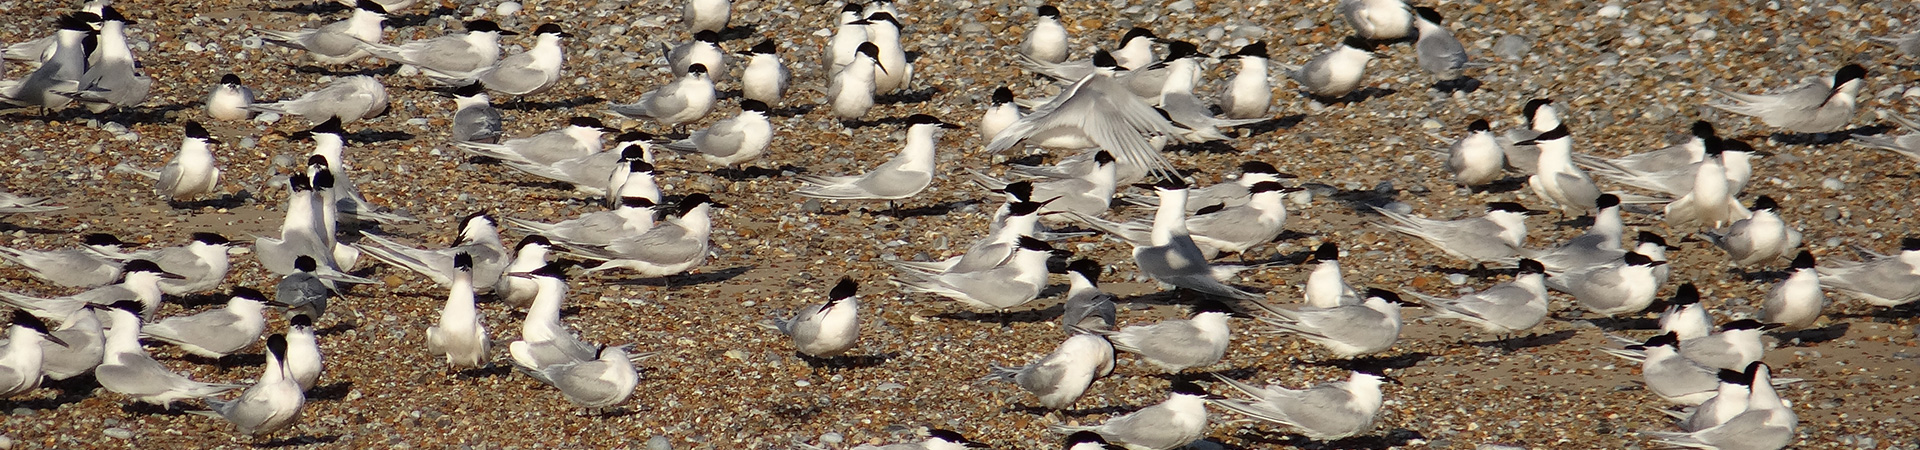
top-left (3, 0), bottom-right (1920, 448)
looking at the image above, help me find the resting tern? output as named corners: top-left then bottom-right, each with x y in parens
top-left (1261, 289), bottom-right (1412, 358)
top-left (1211, 370), bottom-right (1393, 441)
top-left (983, 332), bottom-right (1113, 409)
top-left (258, 0), bottom-right (387, 65)
top-left (770, 277), bottom-right (861, 358)
top-left (1101, 301), bottom-right (1236, 373)
top-left (566, 194), bottom-right (718, 277)
top-left (1709, 64), bottom-right (1865, 134)
top-left (1047, 380), bottom-right (1214, 450)
top-left (96, 301), bottom-right (241, 407)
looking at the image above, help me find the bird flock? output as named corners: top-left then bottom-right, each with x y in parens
top-left (1, 0), bottom-right (1918, 447)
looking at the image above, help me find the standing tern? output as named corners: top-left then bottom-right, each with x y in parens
top-left (58, 6), bottom-right (150, 113)
top-left (0, 307), bottom-right (103, 381)
top-left (296, 120), bottom-right (414, 224)
top-left (1101, 301), bottom-right (1236, 373)
top-left (683, 0), bottom-right (730, 33)
top-left (566, 194), bottom-right (718, 277)
top-left (258, 0), bottom-right (387, 65)
top-left (1443, 119), bottom-right (1504, 186)
top-left (96, 301), bottom-right (241, 407)
top-left (1573, 120), bottom-right (1717, 174)
top-left (1680, 319), bottom-right (1777, 371)
top-left (1411, 6), bottom-right (1478, 82)
top-left (969, 150), bottom-right (1117, 220)
top-left (1373, 202), bottom-right (1538, 265)
top-left (1761, 251), bottom-right (1825, 329)
top-left (770, 277), bottom-right (861, 358)
top-left (737, 39), bottom-right (789, 105)
top-left (1262, 289), bottom-right (1412, 358)
top-left (865, 12), bottom-right (912, 94)
top-left (508, 197), bottom-right (656, 248)
top-left (360, 20), bottom-right (515, 85)
top-left (666, 30), bottom-right (729, 83)
top-left (448, 83), bottom-right (504, 143)
top-left (1021, 5), bottom-right (1069, 64)
top-left (507, 262), bottom-right (596, 369)
top-left (662, 99), bottom-right (774, 171)
top-left (1506, 194), bottom-right (1624, 273)
top-left (492, 236), bottom-right (554, 308)
top-left (496, 133), bottom-right (652, 195)
top-left (1287, 36), bottom-right (1378, 101)
top-left (1059, 259), bottom-right (1118, 332)
top-left (205, 74), bottom-right (256, 121)
top-left (0, 13), bottom-right (93, 110)
top-left (1709, 64), bottom-right (1866, 134)
top-left (107, 232), bottom-right (233, 296)
top-left (0, 233), bottom-right (131, 287)
top-left (1701, 195), bottom-right (1801, 267)
top-left (822, 4), bottom-right (869, 76)
top-left (1217, 41), bottom-right (1272, 119)
top-left (190, 334), bottom-right (305, 435)
top-left (1672, 367), bottom-right (1753, 432)
top-left (1111, 28), bottom-right (1165, 71)
top-left (1109, 177), bottom-right (1262, 299)
top-left (979, 87), bottom-right (1021, 143)
top-left (1408, 259), bottom-right (1550, 336)
top-left (983, 332), bottom-right (1113, 409)
top-left (827, 42), bottom-right (885, 121)
top-left (1650, 362), bottom-right (1797, 450)
top-left (1211, 370), bottom-right (1394, 441)
top-left (888, 201), bottom-right (1047, 276)
top-left (285, 314), bottom-right (322, 391)
top-left (1048, 380), bottom-right (1214, 450)
top-left (609, 64), bottom-right (717, 128)
top-left (116, 121), bottom-right (223, 204)
top-left (247, 75), bottom-right (389, 124)
top-left (428, 253), bottom-right (491, 369)
top-left (1497, 98), bottom-right (1560, 174)
top-left (1816, 236), bottom-right (1920, 307)
top-left (1122, 161), bottom-right (1294, 212)
top-left (253, 174), bottom-right (336, 275)
top-left (0, 312), bottom-right (66, 397)
top-left (467, 24), bottom-right (572, 98)
top-left (795, 114), bottom-right (956, 209)
top-left (1625, 332), bottom-right (1721, 405)
top-left (1300, 242), bottom-right (1360, 308)
top-left (140, 288), bottom-right (270, 358)
top-left (1523, 124), bottom-right (1601, 216)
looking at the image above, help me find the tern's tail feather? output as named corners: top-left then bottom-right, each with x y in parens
top-left (505, 217), bottom-right (560, 236)
top-left (256, 30), bottom-right (311, 50)
top-left (977, 363), bottom-right (1023, 385)
top-left (792, 176), bottom-right (877, 199)
top-left (454, 141), bottom-right (534, 163)
top-left (355, 233), bottom-right (452, 286)
top-left (1595, 346), bottom-right (1647, 363)
top-left (887, 258), bottom-right (957, 275)
top-left (112, 162), bottom-right (161, 180)
top-left (965, 169), bottom-right (1010, 191)
top-left (1210, 116), bottom-right (1272, 128)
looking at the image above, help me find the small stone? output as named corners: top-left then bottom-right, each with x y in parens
top-left (1596, 4), bottom-right (1624, 18)
top-left (1381, 202), bottom-right (1413, 214)
top-left (1447, 273), bottom-right (1469, 285)
top-left (795, 380), bottom-right (811, 387)
top-left (1494, 35), bottom-right (1533, 60)
top-left (185, 42), bottom-right (204, 52)
top-left (1689, 29), bottom-right (1716, 41)
top-left (1167, 0), bottom-right (1194, 12)
top-left (1291, 17), bottom-right (1314, 30)
top-left (496, 1), bottom-right (521, 16)
top-left (646, 435), bottom-right (672, 450)
top-left (1821, 178), bottom-right (1846, 190)
top-left (820, 432), bottom-right (845, 444)
top-left (103, 428), bottom-right (133, 439)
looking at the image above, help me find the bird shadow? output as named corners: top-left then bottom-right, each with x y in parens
top-left (1467, 329), bottom-right (1578, 350)
top-left (168, 192), bottom-right (255, 210)
top-left (307, 381), bottom-right (354, 400)
top-left (1301, 183), bottom-right (1401, 214)
top-left (771, 104), bottom-right (817, 117)
top-left (1238, 114), bottom-right (1307, 136)
top-left (0, 376), bottom-right (97, 411)
top-left (183, 352), bottom-right (268, 369)
top-left (797, 351), bottom-right (897, 369)
top-left (932, 305), bottom-right (1065, 325)
top-left (252, 434), bottom-right (343, 448)
top-left (1433, 77), bottom-right (1483, 94)
top-left (1307, 87), bottom-right (1398, 105)
top-left (316, 320), bottom-right (358, 336)
top-left (712, 164), bottom-right (805, 180)
top-left (716, 24), bottom-right (761, 42)
top-left (1730, 267), bottom-right (1789, 283)
top-left (1302, 351), bottom-right (1433, 372)
top-left (456, 364), bottom-right (514, 379)
top-left (110, 103), bottom-right (195, 125)
top-left (344, 129), bottom-right (417, 144)
top-left (385, 6), bottom-right (460, 28)
top-left (1427, 264), bottom-right (1518, 279)
top-left (265, 1), bottom-right (348, 14)
top-left (1466, 176), bottom-right (1529, 194)
top-left (1153, 366), bottom-right (1263, 382)
top-left (1168, 140), bottom-right (1246, 155)
top-left (121, 402), bottom-right (196, 416)
top-left (1770, 322), bottom-right (1850, 346)
top-left (291, 63), bottom-right (402, 77)
top-left (1762, 124), bottom-right (1892, 146)
top-left (1225, 428), bottom-right (1425, 450)
top-left (172, 292), bottom-right (232, 308)
top-left (608, 265), bottom-right (753, 288)
top-left (1570, 314), bottom-right (1659, 332)
top-left (877, 87), bottom-right (941, 105)
top-left (0, 221), bottom-right (76, 235)
top-left (499, 96), bottom-right (605, 111)
top-left (857, 200), bottom-right (975, 218)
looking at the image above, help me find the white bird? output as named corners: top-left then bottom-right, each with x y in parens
top-left (603, 142), bottom-right (664, 204)
top-left (496, 134), bottom-right (653, 195)
top-left (799, 429), bottom-right (989, 450)
top-left (467, 24), bottom-right (572, 98)
top-left (1508, 194), bottom-right (1625, 273)
top-left (205, 74), bottom-right (256, 121)
top-left (979, 87), bottom-right (1021, 142)
top-left (58, 6), bottom-right (150, 113)
top-left (258, 0), bottom-right (386, 65)
top-left (984, 331), bottom-right (1113, 409)
top-left (0, 312), bottom-right (65, 397)
top-left (247, 75), bottom-right (389, 124)
top-left (1677, 319), bottom-right (1777, 372)
top-left (0, 191), bottom-right (67, 214)
top-left (1710, 64), bottom-right (1865, 134)
top-left (1101, 301), bottom-right (1235, 373)
top-left (0, 233), bottom-right (131, 287)
top-left (666, 30), bottom-right (729, 83)
top-left (105, 231), bottom-right (233, 296)
top-left (507, 262), bottom-right (596, 370)
top-left (428, 253), bottom-right (491, 369)
top-left (1411, 6), bottom-right (1477, 82)
top-left (1660, 284), bottom-right (1714, 341)
top-left (293, 120), bottom-right (412, 224)
top-left (864, 12), bottom-right (912, 94)
top-left (1408, 259), bottom-right (1550, 336)
top-left (1440, 119), bottom-right (1505, 187)
top-left (888, 200), bottom-right (1047, 276)
top-left (1551, 251), bottom-right (1665, 317)
top-left (610, 63), bottom-right (716, 128)
top-left (116, 121), bottom-right (222, 204)
top-left (683, 0), bottom-right (730, 33)
top-left (95, 301), bottom-right (241, 407)
top-left (1300, 242), bottom-right (1360, 308)
top-left (447, 84), bottom-right (505, 143)
top-left (1702, 196), bottom-right (1801, 267)
top-left (1217, 41), bottom-right (1272, 119)
top-left (795, 114), bottom-right (955, 207)
top-left (969, 151), bottom-right (1117, 220)
top-left (1059, 259), bottom-right (1118, 332)
top-left (1626, 332), bottom-right (1722, 405)
top-left (1870, 31), bottom-right (1920, 57)
top-left (1762, 251), bottom-right (1825, 330)
top-left (3, 1), bottom-right (104, 64)
top-left (1021, 5), bottom-right (1069, 64)
top-left (140, 288), bottom-right (269, 358)
top-left (1672, 366), bottom-right (1754, 432)
top-left (516, 344), bottom-right (641, 412)
top-left (1211, 370), bottom-right (1393, 441)
top-left (991, 50), bottom-right (1188, 179)
top-left (737, 39), bottom-right (789, 105)
top-left (1123, 161), bottom-right (1294, 213)
top-left (827, 42), bottom-right (885, 121)
top-left (0, 307), bottom-right (103, 381)
top-left (356, 212), bottom-right (510, 292)
top-left (1287, 36), bottom-right (1378, 100)
top-left (770, 277), bottom-right (861, 358)
top-left (1262, 289), bottom-right (1412, 358)
top-left (0, 13), bottom-right (93, 111)
top-left (662, 99), bottom-right (774, 171)
top-left (492, 235), bottom-right (554, 308)
top-left (566, 194), bottom-right (718, 277)
top-left (1851, 112), bottom-right (1920, 166)
top-left (509, 197), bottom-right (656, 248)
top-left (896, 236), bottom-right (1066, 312)
top-left (1497, 98), bottom-right (1561, 174)
top-left (0, 259), bottom-right (175, 319)
top-left (1340, 0), bottom-right (1413, 41)
top-left (1153, 43), bottom-right (1271, 142)
top-left (1048, 380), bottom-right (1214, 450)
top-left (360, 19), bottom-right (515, 85)
top-left (1523, 124), bottom-right (1601, 216)
top-left (1109, 178), bottom-right (1262, 299)
top-left (1573, 120), bottom-right (1718, 174)
top-left (1649, 362), bottom-right (1798, 450)
top-left (459, 116), bottom-right (618, 166)
top-left (823, 5), bottom-right (870, 76)
top-left (285, 314), bottom-right (322, 391)
top-left (1373, 202), bottom-right (1537, 265)
top-left (190, 334), bottom-right (305, 435)
top-left (1110, 27), bottom-right (1164, 70)
top-left (253, 174), bottom-right (335, 275)
top-left (1817, 237), bottom-right (1920, 307)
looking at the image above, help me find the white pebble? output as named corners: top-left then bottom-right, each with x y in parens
top-left (1822, 177), bottom-right (1846, 190)
top-left (256, 112), bottom-right (282, 124)
top-left (794, 380), bottom-right (811, 387)
top-left (1447, 274), bottom-right (1469, 285)
top-left (1597, 4), bottom-right (1624, 18)
top-left (184, 42), bottom-right (204, 52)
top-left (496, 1), bottom-right (521, 16)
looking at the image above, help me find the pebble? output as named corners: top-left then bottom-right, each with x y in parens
top-left (646, 435), bottom-right (672, 450)
top-left (1596, 4), bottom-right (1624, 18)
top-left (1493, 35), bottom-right (1533, 60)
top-left (103, 428), bottom-right (133, 439)
top-left (1822, 177), bottom-right (1846, 190)
top-left (1447, 274), bottom-right (1469, 285)
top-left (496, 1), bottom-right (521, 16)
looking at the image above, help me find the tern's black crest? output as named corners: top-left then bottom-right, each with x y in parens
top-left (533, 23), bottom-right (570, 37)
top-left (109, 300), bottom-right (145, 315)
top-left (998, 181), bottom-right (1034, 201)
top-left (1720, 138), bottom-right (1755, 155)
top-left (1467, 119), bottom-right (1490, 132)
top-left (829, 276), bottom-right (858, 300)
top-left (1517, 258), bottom-right (1545, 274)
top-left (1486, 202), bottom-right (1531, 214)
top-left (123, 259), bottom-right (166, 274)
top-left (864, 12), bottom-right (899, 27)
top-left (1367, 288), bottom-right (1407, 304)
top-left (184, 121), bottom-right (213, 140)
top-left (1413, 6), bottom-right (1443, 24)
top-left (1790, 250), bottom-right (1816, 269)
top-left (57, 13), bottom-right (98, 31)
top-left (1340, 35), bottom-right (1377, 52)
top-left (615, 131), bottom-right (655, 145)
top-left (1007, 200), bottom-right (1046, 216)
top-left (748, 39), bottom-right (776, 54)
top-left (1690, 120), bottom-right (1717, 138)
top-left (453, 252), bottom-right (474, 271)
top-left (354, 0), bottom-right (387, 14)
top-left (1522, 98), bottom-right (1554, 118)
top-left (1191, 300), bottom-right (1236, 316)
top-left (619, 197), bottom-right (656, 209)
top-left (1164, 41), bottom-right (1202, 60)
top-left (1721, 319), bottom-right (1770, 331)
top-left (741, 99), bottom-right (771, 113)
top-left (856, 42), bottom-right (881, 58)
top-left (231, 286), bottom-right (268, 302)
top-left (517, 235), bottom-right (553, 251)
top-left (291, 314), bottom-right (314, 328)
top-left (678, 193), bottom-right (715, 211)
top-left (453, 83), bottom-right (487, 98)
top-left (530, 261), bottom-right (571, 279)
top-left (220, 73), bottom-right (244, 85)
top-left (313, 116), bottom-right (347, 135)
top-left (1595, 193), bottom-right (1621, 209)
top-left (1312, 242), bottom-right (1340, 262)
top-left (1092, 150), bottom-right (1116, 165)
top-left (190, 232), bottom-right (231, 245)
top-left (1066, 431), bottom-right (1109, 446)
top-left (1066, 259), bottom-right (1101, 285)
top-left (1037, 4), bottom-right (1061, 18)
top-left (1091, 49), bottom-right (1118, 68)
top-left (101, 5), bottom-right (132, 24)
top-left (294, 255), bottom-right (318, 272)
top-left (311, 169), bottom-right (336, 190)
top-left (306, 154), bottom-right (331, 170)
top-left (83, 233), bottom-right (125, 246)
top-left (841, 2), bottom-right (863, 14)
top-left (569, 117), bottom-right (609, 130)
top-left (266, 334), bottom-right (289, 359)
top-left (1671, 283), bottom-right (1700, 305)
top-left (926, 429), bottom-right (973, 445)
top-left (466, 19), bottom-right (508, 33)
top-left (1016, 236), bottom-right (1054, 252)
top-left (1120, 27), bottom-right (1157, 44)
top-left (628, 159), bottom-right (655, 173)
top-left (1169, 379), bottom-right (1209, 397)
top-left (289, 173), bottom-right (313, 191)
top-left (11, 311), bottom-right (51, 334)
top-left (1231, 41), bottom-right (1268, 59)
top-left (991, 87), bottom-right (1014, 105)
top-left (694, 30), bottom-right (720, 43)
top-left (1834, 64), bottom-right (1868, 85)
top-left (1148, 176), bottom-right (1189, 191)
top-left (1717, 367), bottom-right (1753, 385)
top-left (1623, 251), bottom-right (1655, 266)
top-left (1749, 195), bottom-right (1779, 212)
top-left (1903, 236), bottom-right (1920, 252)
top-left (688, 63), bottom-right (710, 75)
top-left (1249, 181), bottom-right (1286, 194)
top-left (1636, 231), bottom-right (1669, 248)
top-left (1642, 331), bottom-right (1680, 348)
top-left (1530, 124), bottom-right (1570, 142)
